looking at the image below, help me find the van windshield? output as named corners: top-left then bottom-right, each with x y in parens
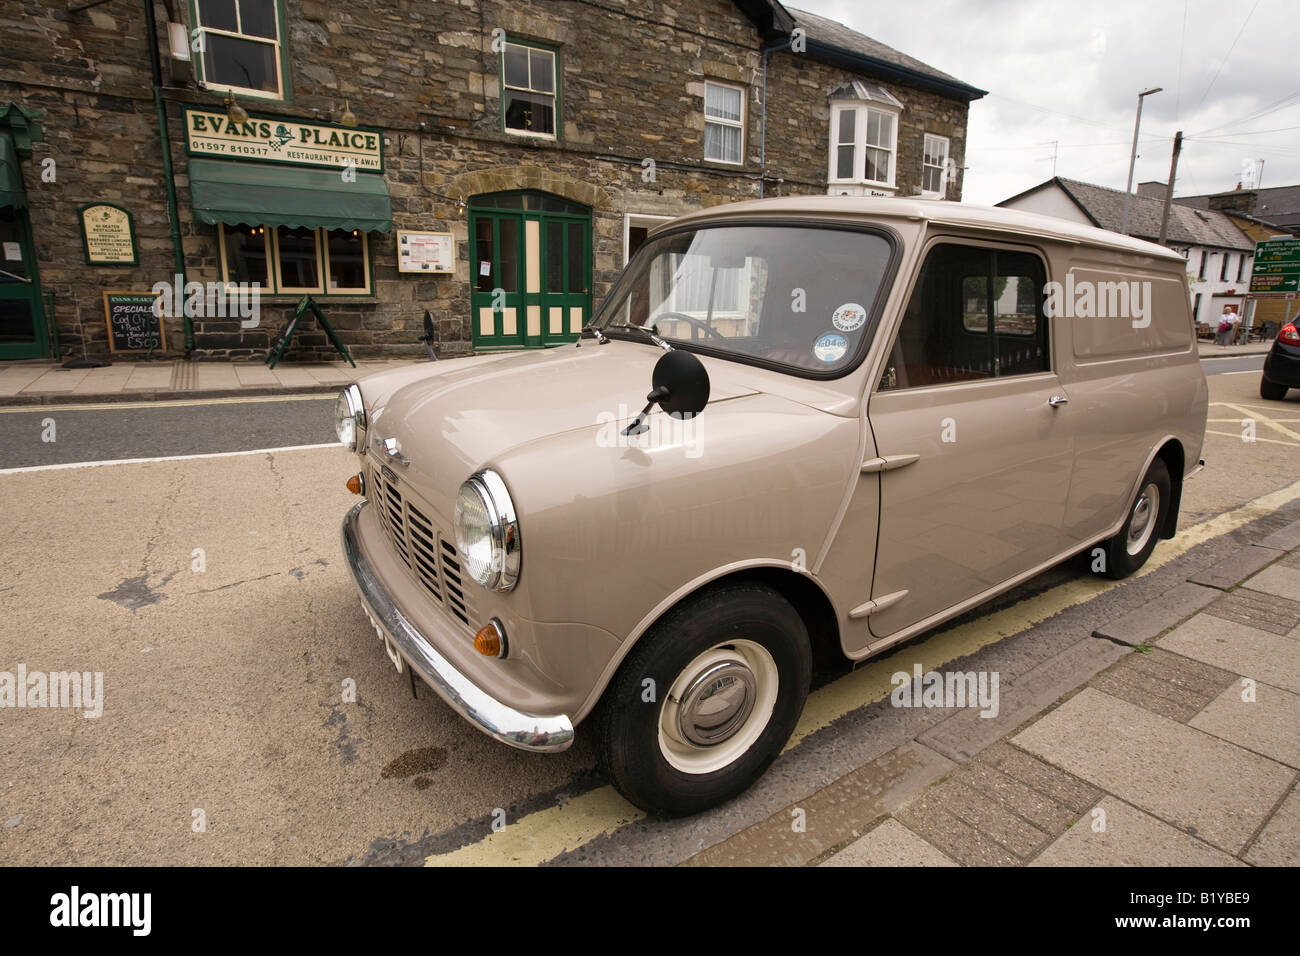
top-left (592, 224), bottom-right (894, 375)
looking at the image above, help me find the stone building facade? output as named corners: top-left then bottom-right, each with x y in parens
top-left (0, 0), bottom-right (982, 363)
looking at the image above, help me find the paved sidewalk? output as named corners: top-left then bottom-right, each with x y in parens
top-left (1197, 340), bottom-right (1274, 357)
top-left (0, 358), bottom-right (427, 405)
top-left (685, 511), bottom-right (1300, 867)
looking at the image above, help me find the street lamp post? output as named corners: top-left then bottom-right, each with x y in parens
top-left (1120, 86), bottom-right (1163, 235)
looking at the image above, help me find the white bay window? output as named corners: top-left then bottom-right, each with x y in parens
top-left (826, 81), bottom-right (903, 194)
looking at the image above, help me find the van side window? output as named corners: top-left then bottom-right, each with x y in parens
top-left (879, 244), bottom-right (1049, 390)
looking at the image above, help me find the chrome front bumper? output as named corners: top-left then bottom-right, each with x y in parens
top-left (341, 501), bottom-right (574, 753)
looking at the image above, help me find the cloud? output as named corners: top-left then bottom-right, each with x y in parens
top-left (795, 0), bottom-right (1300, 205)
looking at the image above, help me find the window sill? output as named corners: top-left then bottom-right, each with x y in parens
top-left (196, 81), bottom-right (287, 104)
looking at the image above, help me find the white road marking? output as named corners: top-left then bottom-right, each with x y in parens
top-left (0, 443), bottom-right (342, 474)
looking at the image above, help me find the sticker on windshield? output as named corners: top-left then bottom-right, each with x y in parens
top-left (832, 303), bottom-right (867, 332)
top-left (813, 333), bottom-right (848, 363)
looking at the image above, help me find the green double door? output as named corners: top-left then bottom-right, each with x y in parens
top-left (469, 191), bottom-right (591, 350)
top-left (1, 191), bottom-right (48, 360)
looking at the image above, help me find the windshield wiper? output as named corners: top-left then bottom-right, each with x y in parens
top-left (578, 324), bottom-right (609, 345)
top-left (604, 323), bottom-right (672, 351)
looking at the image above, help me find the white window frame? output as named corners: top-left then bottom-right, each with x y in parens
top-left (194, 0), bottom-right (285, 101)
top-left (219, 224), bottom-right (371, 296)
top-left (622, 213), bottom-right (674, 265)
top-left (703, 80), bottom-right (746, 166)
top-left (502, 41), bottom-right (558, 140)
top-left (922, 133), bottom-right (950, 197)
top-left (827, 102), bottom-right (899, 189)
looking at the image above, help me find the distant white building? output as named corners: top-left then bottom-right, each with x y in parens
top-left (998, 177), bottom-right (1257, 329)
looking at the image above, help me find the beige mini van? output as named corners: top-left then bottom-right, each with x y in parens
top-left (336, 197), bottom-right (1208, 815)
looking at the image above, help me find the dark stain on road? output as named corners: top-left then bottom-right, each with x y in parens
top-left (412, 776), bottom-right (433, 791)
top-left (380, 746), bottom-right (447, 779)
top-left (97, 572), bottom-right (174, 610)
top-left (325, 708), bottom-right (362, 764)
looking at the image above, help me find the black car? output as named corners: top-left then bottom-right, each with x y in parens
top-left (1262, 322), bottom-right (1300, 400)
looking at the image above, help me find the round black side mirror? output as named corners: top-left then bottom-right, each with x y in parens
top-left (653, 349), bottom-right (710, 417)
top-left (623, 349), bottom-right (710, 436)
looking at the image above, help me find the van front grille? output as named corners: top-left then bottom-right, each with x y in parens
top-left (368, 463), bottom-right (473, 629)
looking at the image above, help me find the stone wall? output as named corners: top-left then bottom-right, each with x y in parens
top-left (1, 0), bottom-right (973, 361)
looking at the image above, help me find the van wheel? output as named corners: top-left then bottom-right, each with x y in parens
top-left (1099, 457), bottom-right (1171, 579)
top-left (1260, 376), bottom-right (1288, 401)
top-left (592, 582), bottom-right (811, 816)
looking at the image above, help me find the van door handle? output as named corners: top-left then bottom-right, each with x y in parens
top-left (861, 454), bottom-right (920, 473)
top-left (1048, 395), bottom-right (1069, 408)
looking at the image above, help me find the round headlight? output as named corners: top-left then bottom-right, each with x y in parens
top-left (454, 469), bottom-right (521, 592)
top-left (334, 384), bottom-right (365, 451)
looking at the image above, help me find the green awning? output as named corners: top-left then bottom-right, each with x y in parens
top-left (188, 157), bottom-right (393, 232)
top-left (0, 135), bottom-right (26, 210)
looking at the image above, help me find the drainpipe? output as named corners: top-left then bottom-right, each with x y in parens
top-left (143, 0), bottom-right (192, 353)
top-left (760, 36), bottom-right (795, 199)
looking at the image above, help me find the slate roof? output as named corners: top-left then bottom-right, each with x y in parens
top-left (1000, 177), bottom-right (1255, 251)
top-left (1177, 185), bottom-right (1300, 231)
top-left (782, 6), bottom-right (986, 101)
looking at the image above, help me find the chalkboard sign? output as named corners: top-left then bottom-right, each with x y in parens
top-left (103, 291), bottom-right (166, 353)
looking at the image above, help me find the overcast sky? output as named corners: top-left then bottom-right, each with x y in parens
top-left (795, 0), bottom-right (1300, 206)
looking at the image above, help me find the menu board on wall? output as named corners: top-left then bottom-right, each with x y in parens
top-left (103, 291), bottom-right (165, 353)
top-left (79, 204), bottom-right (137, 266)
top-left (396, 231), bottom-right (454, 274)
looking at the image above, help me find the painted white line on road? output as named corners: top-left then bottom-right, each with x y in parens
top-left (0, 443), bottom-right (342, 474)
top-left (0, 394), bottom-right (336, 414)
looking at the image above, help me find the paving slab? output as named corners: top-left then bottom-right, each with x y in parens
top-left (821, 819), bottom-right (956, 867)
top-left (233, 365), bottom-right (278, 387)
top-left (1244, 785), bottom-right (1300, 866)
top-left (680, 742), bottom-right (954, 867)
top-left (1091, 582), bottom-right (1219, 645)
top-left (919, 636), bottom-right (1127, 762)
top-left (1159, 613), bottom-right (1300, 694)
top-left (21, 369), bottom-right (89, 392)
top-left (1189, 682), bottom-right (1300, 769)
top-left (194, 364), bottom-right (241, 390)
top-left (1013, 688), bottom-right (1294, 854)
top-left (270, 367), bottom-right (322, 387)
top-left (0, 365), bottom-right (50, 396)
top-left (1188, 545), bottom-right (1283, 590)
top-left (978, 741), bottom-right (1102, 813)
top-left (1205, 588), bottom-right (1300, 636)
top-left (1256, 517), bottom-right (1300, 551)
top-left (1240, 565), bottom-right (1300, 604)
top-left (1031, 797), bottom-right (1243, 866)
top-left (1089, 647), bottom-right (1236, 722)
top-left (123, 366), bottom-right (173, 389)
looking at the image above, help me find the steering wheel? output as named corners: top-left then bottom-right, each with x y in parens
top-left (651, 311), bottom-right (728, 343)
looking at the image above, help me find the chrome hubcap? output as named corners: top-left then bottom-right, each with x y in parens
top-left (658, 640), bottom-right (779, 775)
top-left (1126, 482), bottom-right (1160, 556)
top-left (676, 661), bottom-right (757, 747)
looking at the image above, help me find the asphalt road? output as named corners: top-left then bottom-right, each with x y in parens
top-left (1, 370), bottom-right (1297, 865)
top-left (1200, 355), bottom-right (1266, 375)
top-left (0, 396), bottom-right (337, 470)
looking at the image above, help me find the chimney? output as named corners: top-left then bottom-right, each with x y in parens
top-left (1137, 181), bottom-right (1168, 200)
top-left (1209, 189), bottom-right (1257, 215)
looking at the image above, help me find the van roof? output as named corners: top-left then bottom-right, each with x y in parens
top-left (666, 196), bottom-right (1187, 263)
